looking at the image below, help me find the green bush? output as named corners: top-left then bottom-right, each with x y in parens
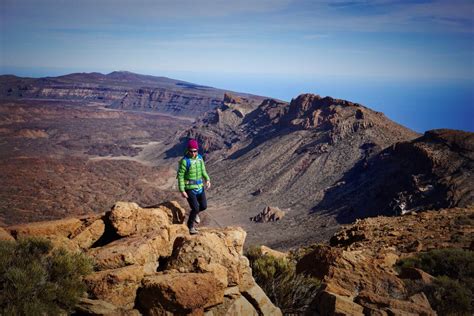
top-left (0, 237), bottom-right (93, 315)
top-left (396, 248), bottom-right (474, 282)
top-left (397, 248), bottom-right (473, 315)
top-left (245, 246), bottom-right (321, 313)
top-left (427, 276), bottom-right (472, 315)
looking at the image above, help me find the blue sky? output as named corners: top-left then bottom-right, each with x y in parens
top-left (1, 0), bottom-right (473, 132)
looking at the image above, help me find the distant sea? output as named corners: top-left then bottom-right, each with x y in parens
top-left (2, 67), bottom-right (473, 133)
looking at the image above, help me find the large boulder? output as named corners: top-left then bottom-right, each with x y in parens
top-left (84, 265), bottom-right (147, 309)
top-left (138, 273), bottom-right (225, 315)
top-left (167, 227), bottom-right (248, 287)
top-left (72, 218), bottom-right (106, 249)
top-left (87, 229), bottom-right (172, 270)
top-left (108, 202), bottom-right (172, 237)
top-left (7, 217), bottom-right (84, 239)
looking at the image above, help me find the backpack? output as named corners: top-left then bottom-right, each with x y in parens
top-left (177, 154), bottom-right (203, 176)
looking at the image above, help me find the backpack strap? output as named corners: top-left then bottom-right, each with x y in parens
top-left (185, 157), bottom-right (191, 172)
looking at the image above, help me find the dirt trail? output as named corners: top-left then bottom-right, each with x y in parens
top-left (88, 141), bottom-right (167, 166)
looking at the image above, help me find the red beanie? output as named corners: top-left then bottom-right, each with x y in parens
top-left (187, 139), bottom-right (199, 150)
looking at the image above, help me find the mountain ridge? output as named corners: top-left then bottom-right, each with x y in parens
top-left (0, 71), bottom-right (267, 118)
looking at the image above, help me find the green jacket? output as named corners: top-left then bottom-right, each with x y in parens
top-left (177, 154), bottom-right (210, 192)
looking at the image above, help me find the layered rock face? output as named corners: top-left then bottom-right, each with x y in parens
top-left (296, 207), bottom-right (473, 315)
top-left (3, 201), bottom-right (281, 316)
top-left (0, 72), bottom-right (265, 118)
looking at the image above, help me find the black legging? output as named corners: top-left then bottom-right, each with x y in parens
top-left (186, 189), bottom-right (207, 228)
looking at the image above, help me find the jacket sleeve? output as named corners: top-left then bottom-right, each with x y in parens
top-left (177, 159), bottom-right (187, 192)
top-left (201, 159), bottom-right (210, 181)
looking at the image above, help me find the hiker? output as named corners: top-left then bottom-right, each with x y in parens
top-left (177, 139), bottom-right (211, 234)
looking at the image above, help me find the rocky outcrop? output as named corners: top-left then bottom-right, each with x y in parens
top-left (298, 207), bottom-right (473, 315)
top-left (179, 93), bottom-right (270, 157)
top-left (5, 200), bottom-right (282, 316)
top-left (250, 206), bottom-right (285, 223)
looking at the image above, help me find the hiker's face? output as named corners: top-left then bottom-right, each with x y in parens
top-left (189, 149), bottom-right (198, 157)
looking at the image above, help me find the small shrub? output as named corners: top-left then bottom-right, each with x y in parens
top-left (396, 248), bottom-right (473, 315)
top-left (0, 237), bottom-right (93, 315)
top-left (427, 276), bottom-right (472, 316)
top-left (396, 248), bottom-right (474, 290)
top-left (245, 245), bottom-right (321, 314)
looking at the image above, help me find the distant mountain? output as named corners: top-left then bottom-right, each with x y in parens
top-left (180, 93), bottom-right (472, 248)
top-left (0, 71), bottom-right (266, 118)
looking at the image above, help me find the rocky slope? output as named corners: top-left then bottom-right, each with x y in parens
top-left (295, 206), bottom-right (473, 315)
top-left (184, 93), bottom-right (421, 248)
top-left (1, 201), bottom-right (281, 315)
top-left (0, 72), bottom-right (266, 118)
top-left (318, 128), bottom-right (474, 222)
top-left (179, 93), bottom-right (473, 249)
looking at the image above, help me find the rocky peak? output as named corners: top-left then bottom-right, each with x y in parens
top-left (223, 92), bottom-right (243, 105)
top-left (282, 93), bottom-right (371, 131)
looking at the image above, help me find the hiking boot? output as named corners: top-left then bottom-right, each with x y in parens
top-left (195, 214), bottom-right (201, 224)
top-left (189, 227), bottom-right (199, 235)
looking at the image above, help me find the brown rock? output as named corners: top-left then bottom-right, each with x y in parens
top-left (72, 218), bottom-right (105, 249)
top-left (0, 227), bottom-right (14, 241)
top-left (167, 227), bottom-right (247, 287)
top-left (295, 245), bottom-right (343, 279)
top-left (152, 200), bottom-right (186, 224)
top-left (315, 290), bottom-right (364, 316)
top-left (7, 217), bottom-right (83, 239)
top-left (88, 229), bottom-right (170, 270)
top-left (84, 265), bottom-right (146, 309)
top-left (355, 291), bottom-right (436, 316)
top-left (108, 202), bottom-right (171, 237)
top-left (138, 273), bottom-right (225, 315)
top-left (399, 267), bottom-right (435, 285)
top-left (250, 206), bottom-right (285, 223)
top-left (75, 298), bottom-right (118, 315)
top-left (75, 298), bottom-right (141, 316)
top-left (382, 252), bottom-right (399, 268)
top-left (241, 284), bottom-right (283, 316)
top-left (225, 295), bottom-right (258, 316)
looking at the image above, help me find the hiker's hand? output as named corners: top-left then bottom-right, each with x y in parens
top-left (181, 191), bottom-right (188, 199)
top-left (205, 180), bottom-right (211, 189)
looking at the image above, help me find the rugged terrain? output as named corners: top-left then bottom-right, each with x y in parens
top-left (1, 201), bottom-right (282, 315)
top-left (0, 72), bottom-right (265, 117)
top-left (177, 93), bottom-right (473, 249)
top-left (297, 206), bottom-right (473, 315)
top-left (0, 99), bottom-right (187, 225)
top-left (1, 72), bottom-right (472, 252)
top-left (1, 200), bottom-right (471, 315)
